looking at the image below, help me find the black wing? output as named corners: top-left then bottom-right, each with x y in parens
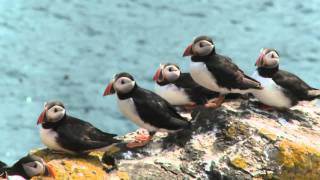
top-left (205, 55), bottom-right (262, 90)
top-left (56, 116), bottom-right (120, 152)
top-left (132, 87), bottom-right (190, 131)
top-left (272, 70), bottom-right (317, 100)
top-left (175, 73), bottom-right (219, 103)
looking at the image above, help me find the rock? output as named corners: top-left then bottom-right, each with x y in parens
top-left (30, 99), bottom-right (320, 180)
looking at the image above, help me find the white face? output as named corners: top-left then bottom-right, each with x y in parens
top-left (192, 40), bottom-right (214, 56)
top-left (113, 77), bottom-right (135, 94)
top-left (261, 50), bottom-right (280, 68)
top-left (162, 65), bottom-right (180, 82)
top-left (46, 105), bottom-right (66, 123)
top-left (22, 161), bottom-right (46, 177)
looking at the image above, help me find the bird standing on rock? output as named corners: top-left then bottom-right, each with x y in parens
top-left (252, 48), bottom-right (320, 109)
top-left (0, 155), bottom-right (55, 180)
top-left (103, 72), bottom-right (191, 148)
top-left (37, 101), bottom-right (121, 154)
top-left (183, 35), bottom-right (263, 108)
top-left (153, 63), bottom-right (219, 109)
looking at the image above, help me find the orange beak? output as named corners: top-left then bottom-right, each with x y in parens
top-left (183, 44), bottom-right (193, 57)
top-left (37, 110), bottom-right (46, 125)
top-left (255, 53), bottom-right (264, 66)
top-left (153, 68), bottom-right (162, 81)
top-left (46, 164), bottom-right (56, 178)
top-left (103, 82), bottom-right (115, 96)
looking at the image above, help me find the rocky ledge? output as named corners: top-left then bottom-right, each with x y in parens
top-left (30, 98), bottom-right (320, 180)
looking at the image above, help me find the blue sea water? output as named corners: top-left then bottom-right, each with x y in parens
top-left (0, 0), bottom-right (319, 164)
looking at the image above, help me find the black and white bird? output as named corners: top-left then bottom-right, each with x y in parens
top-left (103, 72), bottom-right (191, 147)
top-left (252, 48), bottom-right (320, 109)
top-left (37, 101), bottom-right (121, 154)
top-left (153, 63), bottom-right (219, 109)
top-left (0, 155), bottom-right (54, 179)
top-left (183, 36), bottom-right (263, 108)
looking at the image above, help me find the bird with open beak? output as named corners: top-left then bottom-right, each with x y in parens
top-left (153, 63), bottom-right (219, 110)
top-left (103, 72), bottom-right (191, 148)
top-left (251, 48), bottom-right (320, 110)
top-left (183, 35), bottom-right (263, 108)
top-left (0, 155), bottom-right (55, 180)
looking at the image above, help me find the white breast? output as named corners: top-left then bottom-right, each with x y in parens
top-left (39, 127), bottom-right (73, 153)
top-left (117, 98), bottom-right (157, 132)
top-left (6, 175), bottom-right (25, 180)
top-left (251, 71), bottom-right (292, 108)
top-left (154, 84), bottom-right (191, 105)
top-left (190, 62), bottom-right (249, 94)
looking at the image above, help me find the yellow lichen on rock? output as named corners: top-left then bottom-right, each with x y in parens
top-left (230, 155), bottom-right (248, 169)
top-left (276, 139), bottom-right (320, 180)
top-left (30, 149), bottom-right (108, 180)
top-left (259, 128), bottom-right (278, 142)
top-left (116, 171), bottom-right (130, 180)
top-left (226, 122), bottom-right (250, 139)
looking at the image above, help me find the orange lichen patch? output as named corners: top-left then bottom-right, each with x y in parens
top-left (117, 171), bottom-right (130, 180)
top-left (258, 128), bottom-right (278, 142)
top-left (276, 139), bottom-right (320, 180)
top-left (31, 149), bottom-right (108, 180)
top-left (230, 155), bottom-right (248, 169)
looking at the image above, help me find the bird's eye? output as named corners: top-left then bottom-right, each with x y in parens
top-left (199, 42), bottom-right (204, 47)
top-left (54, 108), bottom-right (58, 112)
top-left (168, 67), bottom-right (173, 72)
top-left (33, 163), bottom-right (37, 168)
top-left (121, 80), bottom-right (125, 84)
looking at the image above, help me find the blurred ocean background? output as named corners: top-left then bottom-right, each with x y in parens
top-left (0, 0), bottom-right (319, 164)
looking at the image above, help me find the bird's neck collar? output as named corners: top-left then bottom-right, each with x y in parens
top-left (257, 65), bottom-right (279, 78)
top-left (42, 114), bottom-right (67, 129)
top-left (156, 80), bottom-right (170, 86)
top-left (117, 84), bottom-right (138, 100)
top-left (191, 50), bottom-right (216, 62)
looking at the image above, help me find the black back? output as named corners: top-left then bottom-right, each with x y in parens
top-left (119, 85), bottom-right (191, 131)
top-left (43, 115), bottom-right (120, 153)
top-left (272, 69), bottom-right (318, 101)
top-left (0, 161), bottom-right (6, 169)
top-left (0, 161), bottom-right (8, 178)
top-left (192, 54), bottom-right (262, 90)
top-left (171, 73), bottom-right (219, 104)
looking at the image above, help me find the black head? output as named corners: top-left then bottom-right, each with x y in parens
top-left (103, 72), bottom-right (136, 96)
top-left (10, 155), bottom-right (55, 179)
top-left (255, 48), bottom-right (280, 68)
top-left (183, 35), bottom-right (215, 57)
top-left (37, 101), bottom-right (66, 125)
top-left (153, 63), bottom-right (181, 84)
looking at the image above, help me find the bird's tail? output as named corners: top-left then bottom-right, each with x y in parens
top-left (308, 89), bottom-right (320, 98)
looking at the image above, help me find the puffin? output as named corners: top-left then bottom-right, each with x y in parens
top-left (103, 72), bottom-right (191, 148)
top-left (0, 155), bottom-right (55, 179)
top-left (183, 35), bottom-right (263, 108)
top-left (252, 48), bottom-right (320, 109)
top-left (153, 63), bottom-right (219, 109)
top-left (37, 101), bottom-right (121, 154)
